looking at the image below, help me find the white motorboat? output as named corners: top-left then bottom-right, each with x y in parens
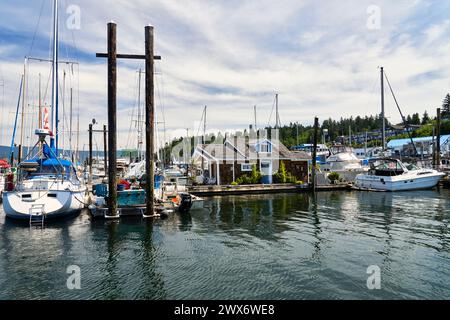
top-left (355, 158), bottom-right (445, 191)
top-left (323, 145), bottom-right (364, 172)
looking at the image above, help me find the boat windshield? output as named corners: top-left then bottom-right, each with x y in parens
top-left (405, 163), bottom-right (419, 171)
top-left (370, 159), bottom-right (404, 176)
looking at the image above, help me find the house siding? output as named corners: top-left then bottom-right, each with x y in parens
top-left (283, 160), bottom-right (309, 184)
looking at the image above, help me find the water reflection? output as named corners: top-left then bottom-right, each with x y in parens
top-left (1, 189), bottom-right (450, 300)
top-left (192, 194), bottom-right (310, 241)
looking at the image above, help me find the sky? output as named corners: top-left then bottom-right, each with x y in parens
top-left (0, 0), bottom-right (449, 151)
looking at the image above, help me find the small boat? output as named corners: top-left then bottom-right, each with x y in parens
top-left (322, 145), bottom-right (365, 172)
top-left (292, 144), bottom-right (330, 165)
top-left (354, 158), bottom-right (445, 191)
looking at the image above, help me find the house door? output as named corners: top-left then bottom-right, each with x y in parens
top-left (260, 161), bottom-right (272, 184)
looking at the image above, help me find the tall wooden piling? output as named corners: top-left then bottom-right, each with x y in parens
top-left (107, 22), bottom-right (118, 217)
top-left (380, 67), bottom-right (386, 150)
top-left (311, 117), bottom-right (319, 191)
top-left (88, 123), bottom-right (93, 185)
top-left (145, 25), bottom-right (155, 217)
top-left (436, 108), bottom-right (441, 168)
top-left (103, 125), bottom-right (108, 175)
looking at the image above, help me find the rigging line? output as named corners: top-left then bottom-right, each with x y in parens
top-left (267, 95), bottom-right (277, 128)
top-left (196, 108), bottom-right (205, 139)
top-left (158, 65), bottom-right (168, 144)
top-left (125, 71), bottom-right (139, 150)
top-left (384, 71), bottom-right (418, 156)
top-left (27, 0), bottom-right (46, 57)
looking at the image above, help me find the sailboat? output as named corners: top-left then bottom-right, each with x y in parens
top-left (2, 0), bottom-right (87, 221)
top-left (355, 67), bottom-right (445, 191)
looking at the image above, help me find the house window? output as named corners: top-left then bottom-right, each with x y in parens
top-left (241, 164), bottom-right (253, 172)
top-left (260, 142), bottom-right (272, 153)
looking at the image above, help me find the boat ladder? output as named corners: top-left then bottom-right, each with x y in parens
top-left (29, 204), bottom-right (46, 227)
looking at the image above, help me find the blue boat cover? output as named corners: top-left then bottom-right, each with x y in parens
top-left (23, 158), bottom-right (73, 168)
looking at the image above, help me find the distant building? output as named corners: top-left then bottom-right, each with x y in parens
top-left (387, 135), bottom-right (450, 157)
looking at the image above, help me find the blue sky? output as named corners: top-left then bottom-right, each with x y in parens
top-left (0, 0), bottom-right (450, 150)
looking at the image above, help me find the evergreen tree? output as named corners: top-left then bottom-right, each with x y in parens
top-left (411, 113), bottom-right (421, 125)
top-left (422, 111), bottom-right (430, 125)
top-left (442, 93), bottom-right (450, 119)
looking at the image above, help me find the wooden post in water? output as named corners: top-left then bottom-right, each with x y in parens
top-left (436, 108), bottom-right (441, 168)
top-left (88, 123), bottom-right (93, 185)
top-left (96, 23), bottom-right (162, 218)
top-left (312, 117), bottom-right (319, 191)
top-left (17, 145), bottom-right (22, 165)
top-left (145, 25), bottom-right (155, 217)
top-left (107, 22), bottom-right (118, 218)
top-left (380, 67), bottom-right (386, 151)
top-left (103, 125), bottom-right (108, 175)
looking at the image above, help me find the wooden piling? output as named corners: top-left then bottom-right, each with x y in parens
top-left (103, 125), bottom-right (108, 174)
top-left (145, 25), bottom-right (155, 217)
top-left (311, 117), bottom-right (319, 191)
top-left (17, 145), bottom-right (22, 165)
top-left (107, 22), bottom-right (118, 217)
top-left (437, 108), bottom-right (441, 168)
top-left (89, 123), bottom-right (93, 185)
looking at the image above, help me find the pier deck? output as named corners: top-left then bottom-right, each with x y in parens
top-left (187, 183), bottom-right (352, 197)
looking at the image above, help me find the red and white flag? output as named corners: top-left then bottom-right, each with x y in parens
top-left (43, 107), bottom-right (52, 135)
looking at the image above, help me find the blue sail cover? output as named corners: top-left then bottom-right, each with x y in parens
top-left (22, 158), bottom-right (73, 168)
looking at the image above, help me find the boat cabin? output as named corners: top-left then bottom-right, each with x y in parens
top-left (368, 159), bottom-right (407, 177)
top-left (19, 158), bottom-right (78, 181)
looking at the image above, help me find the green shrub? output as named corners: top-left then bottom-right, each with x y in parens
top-left (231, 181), bottom-right (238, 186)
top-left (236, 165), bottom-right (262, 185)
top-left (328, 172), bottom-right (341, 183)
top-left (274, 161), bottom-right (299, 184)
top-left (250, 165), bottom-right (262, 184)
top-left (274, 161), bottom-right (288, 183)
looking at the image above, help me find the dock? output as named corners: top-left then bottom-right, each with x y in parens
top-left (187, 183), bottom-right (351, 197)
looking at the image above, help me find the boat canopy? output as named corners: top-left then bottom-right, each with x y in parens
top-left (22, 158), bottom-right (73, 168)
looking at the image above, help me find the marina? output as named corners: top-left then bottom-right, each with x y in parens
top-left (0, 0), bottom-right (450, 305)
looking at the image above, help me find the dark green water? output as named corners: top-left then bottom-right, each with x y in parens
top-left (1, 190), bottom-right (450, 300)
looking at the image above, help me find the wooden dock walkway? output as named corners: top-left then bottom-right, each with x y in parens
top-left (187, 183), bottom-right (352, 197)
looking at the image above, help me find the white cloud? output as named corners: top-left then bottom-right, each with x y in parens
top-left (0, 0), bottom-right (450, 151)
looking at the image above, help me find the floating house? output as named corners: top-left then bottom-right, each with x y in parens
top-left (193, 138), bottom-right (310, 185)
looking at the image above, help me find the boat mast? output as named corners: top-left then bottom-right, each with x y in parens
top-left (39, 73), bottom-right (42, 129)
top-left (51, 0), bottom-right (59, 151)
top-left (380, 66), bottom-right (386, 151)
top-left (19, 58), bottom-right (27, 162)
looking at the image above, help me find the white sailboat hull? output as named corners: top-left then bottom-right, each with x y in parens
top-left (355, 171), bottom-right (445, 191)
top-left (2, 186), bottom-right (87, 220)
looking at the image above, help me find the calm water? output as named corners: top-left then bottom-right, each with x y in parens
top-left (1, 190), bottom-right (450, 300)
